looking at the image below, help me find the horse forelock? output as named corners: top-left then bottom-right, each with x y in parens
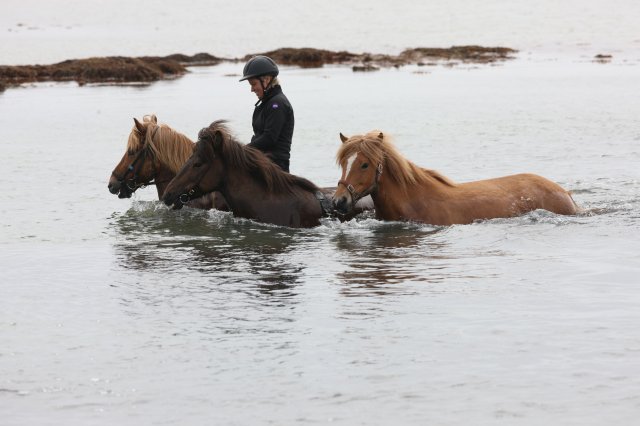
top-left (336, 131), bottom-right (455, 192)
top-left (337, 135), bottom-right (384, 168)
top-left (204, 121), bottom-right (317, 194)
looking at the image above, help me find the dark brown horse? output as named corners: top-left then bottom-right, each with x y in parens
top-left (108, 115), bottom-right (223, 209)
top-left (334, 130), bottom-right (579, 225)
top-left (163, 121), bottom-right (370, 228)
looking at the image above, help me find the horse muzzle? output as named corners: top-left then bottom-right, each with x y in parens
top-left (108, 175), bottom-right (121, 194)
top-left (162, 190), bottom-right (184, 210)
top-left (332, 194), bottom-right (353, 215)
top-left (108, 175), bottom-right (134, 198)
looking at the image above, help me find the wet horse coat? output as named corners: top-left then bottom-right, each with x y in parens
top-left (333, 131), bottom-right (578, 225)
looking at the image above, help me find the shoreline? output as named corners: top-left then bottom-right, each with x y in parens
top-left (0, 46), bottom-right (516, 91)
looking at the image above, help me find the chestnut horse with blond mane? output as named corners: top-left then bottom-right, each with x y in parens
top-left (333, 131), bottom-right (579, 225)
top-left (108, 115), bottom-right (224, 210)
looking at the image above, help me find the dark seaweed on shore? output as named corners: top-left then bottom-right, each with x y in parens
top-left (252, 46), bottom-right (517, 68)
top-left (0, 53), bottom-right (223, 89)
top-left (0, 46), bottom-right (516, 91)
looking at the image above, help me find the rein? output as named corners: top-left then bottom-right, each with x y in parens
top-left (338, 163), bottom-right (383, 201)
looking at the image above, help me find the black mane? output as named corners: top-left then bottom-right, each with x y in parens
top-left (199, 120), bottom-right (318, 195)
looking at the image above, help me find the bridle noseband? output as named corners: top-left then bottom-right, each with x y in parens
top-left (338, 163), bottom-right (383, 201)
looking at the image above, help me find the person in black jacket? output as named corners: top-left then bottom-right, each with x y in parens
top-left (239, 56), bottom-right (294, 172)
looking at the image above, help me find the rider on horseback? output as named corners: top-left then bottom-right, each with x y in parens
top-left (240, 56), bottom-right (294, 173)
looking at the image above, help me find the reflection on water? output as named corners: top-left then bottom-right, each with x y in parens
top-left (329, 222), bottom-right (505, 296)
top-left (110, 201), bottom-right (516, 303)
top-left (108, 198), bottom-right (619, 305)
top-left (331, 224), bottom-right (442, 295)
top-left (110, 201), bottom-right (306, 304)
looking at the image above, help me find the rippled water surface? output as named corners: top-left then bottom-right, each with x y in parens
top-left (2, 3), bottom-right (640, 425)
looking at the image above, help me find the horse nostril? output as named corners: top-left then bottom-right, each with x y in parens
top-left (334, 196), bottom-right (348, 212)
top-left (108, 181), bottom-right (120, 194)
top-left (108, 175), bottom-right (121, 193)
top-left (162, 192), bottom-right (174, 206)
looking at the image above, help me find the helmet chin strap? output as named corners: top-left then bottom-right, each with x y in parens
top-left (255, 76), bottom-right (272, 107)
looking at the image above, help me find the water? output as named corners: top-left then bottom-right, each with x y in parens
top-left (2, 2), bottom-right (640, 425)
top-left (2, 0), bottom-right (640, 64)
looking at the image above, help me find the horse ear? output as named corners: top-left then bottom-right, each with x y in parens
top-left (133, 117), bottom-right (145, 133)
top-left (339, 133), bottom-right (349, 143)
top-left (377, 132), bottom-right (384, 140)
top-left (150, 114), bottom-right (158, 124)
top-left (212, 131), bottom-right (224, 152)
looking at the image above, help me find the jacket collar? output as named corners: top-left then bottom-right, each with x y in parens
top-left (255, 84), bottom-right (282, 107)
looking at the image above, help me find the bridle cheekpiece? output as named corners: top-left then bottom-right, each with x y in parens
top-left (338, 162), bottom-right (383, 201)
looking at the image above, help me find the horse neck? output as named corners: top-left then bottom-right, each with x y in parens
top-left (372, 170), bottom-right (449, 221)
top-left (219, 165), bottom-right (274, 215)
top-left (151, 133), bottom-right (194, 198)
top-left (154, 164), bottom-right (176, 199)
top-left (156, 137), bottom-right (196, 174)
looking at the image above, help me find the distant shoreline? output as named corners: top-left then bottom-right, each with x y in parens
top-left (0, 46), bottom-right (517, 92)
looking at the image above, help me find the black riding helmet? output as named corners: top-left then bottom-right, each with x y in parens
top-left (239, 55), bottom-right (279, 81)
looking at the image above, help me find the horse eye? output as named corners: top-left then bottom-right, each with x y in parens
top-left (127, 151), bottom-right (135, 156)
top-left (361, 163), bottom-right (369, 170)
top-left (193, 161), bottom-right (203, 168)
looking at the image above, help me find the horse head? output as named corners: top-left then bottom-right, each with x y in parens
top-left (108, 115), bottom-right (161, 198)
top-left (162, 125), bottom-right (225, 210)
top-left (333, 131), bottom-right (384, 214)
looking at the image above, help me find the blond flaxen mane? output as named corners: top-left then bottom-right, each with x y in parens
top-left (127, 115), bottom-right (195, 173)
top-left (201, 120), bottom-right (318, 195)
top-left (336, 130), bottom-right (456, 192)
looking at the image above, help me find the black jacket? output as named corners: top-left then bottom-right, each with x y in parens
top-left (249, 85), bottom-right (294, 172)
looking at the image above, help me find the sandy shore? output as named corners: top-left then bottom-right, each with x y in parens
top-left (0, 46), bottom-right (517, 91)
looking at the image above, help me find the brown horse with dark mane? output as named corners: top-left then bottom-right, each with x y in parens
top-left (163, 121), bottom-right (369, 228)
top-left (333, 130), bottom-right (579, 225)
top-left (108, 115), bottom-right (223, 209)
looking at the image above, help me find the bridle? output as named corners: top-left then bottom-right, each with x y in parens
top-left (178, 185), bottom-right (205, 204)
top-left (112, 126), bottom-right (166, 191)
top-left (177, 152), bottom-right (214, 205)
top-left (173, 133), bottom-right (224, 206)
top-left (338, 162), bottom-right (383, 201)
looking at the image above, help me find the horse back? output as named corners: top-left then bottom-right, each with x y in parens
top-left (459, 173), bottom-right (577, 216)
